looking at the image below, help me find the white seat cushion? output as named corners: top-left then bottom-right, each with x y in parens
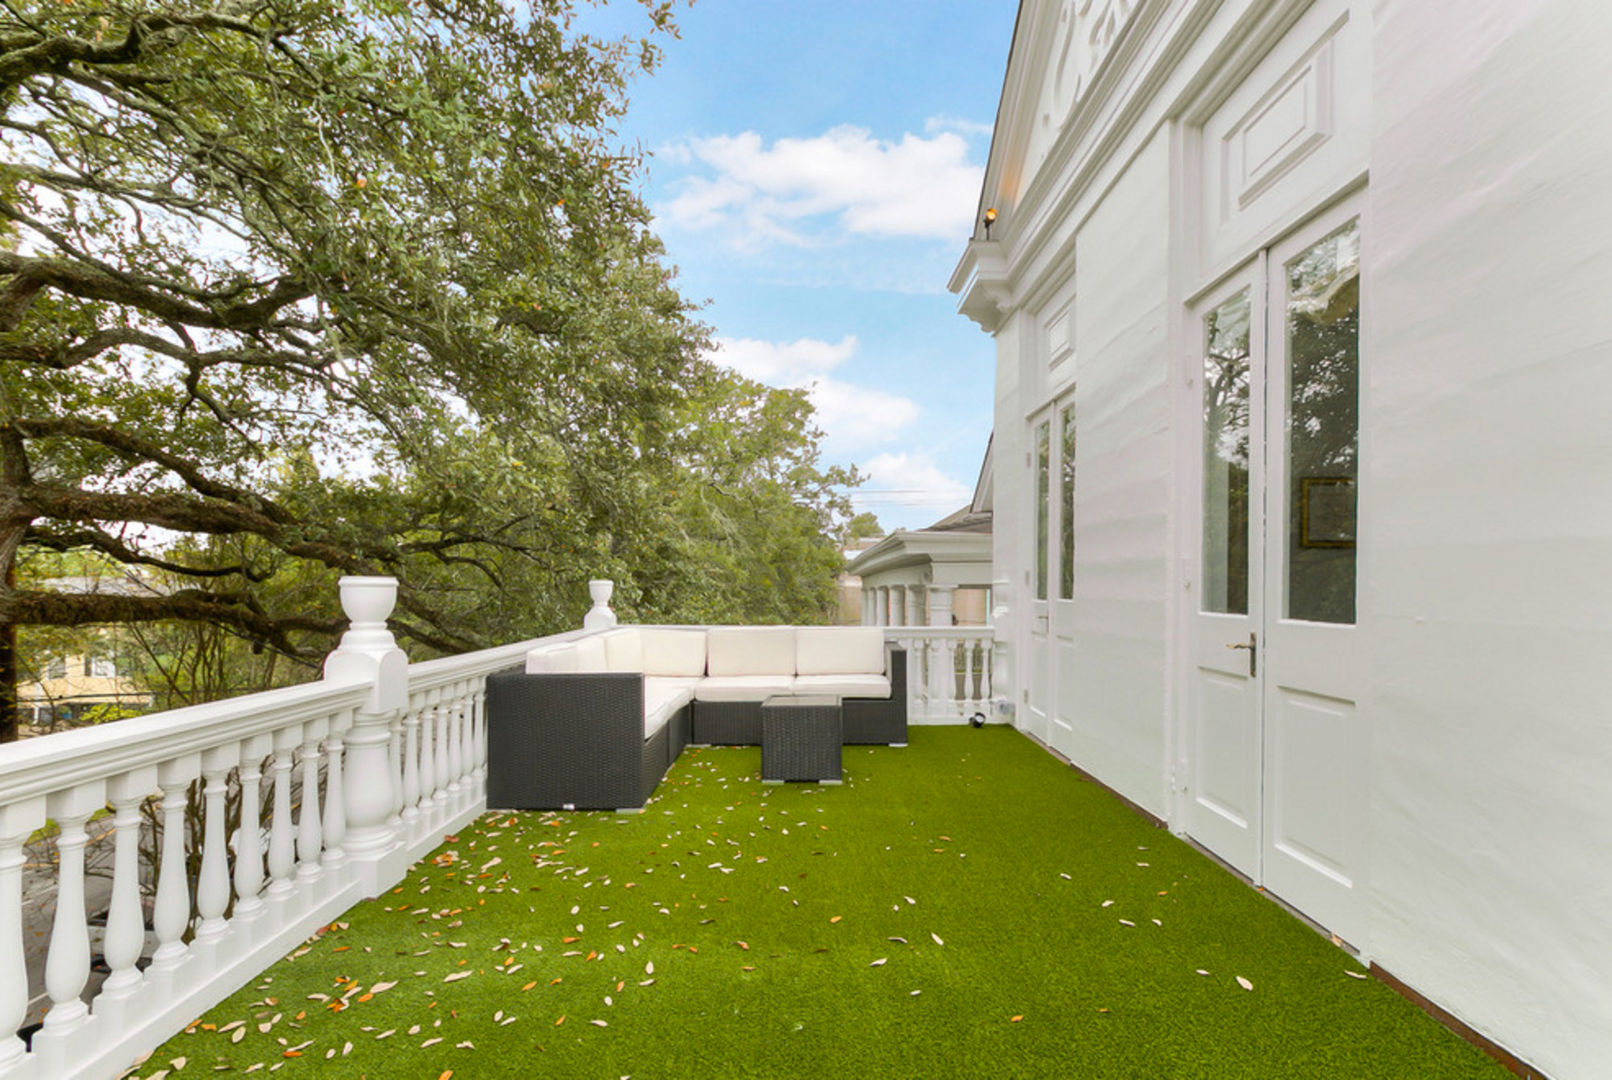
top-left (604, 629), bottom-right (643, 673)
top-left (791, 674), bottom-right (890, 698)
top-left (574, 635), bottom-right (609, 673)
top-left (795, 627), bottom-right (887, 675)
top-left (706, 626), bottom-right (796, 677)
top-left (644, 679), bottom-right (693, 738)
top-left (693, 674), bottom-right (795, 702)
top-left (640, 628), bottom-right (708, 677)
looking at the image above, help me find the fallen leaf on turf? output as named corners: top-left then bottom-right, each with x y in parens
top-left (888, 936), bottom-right (907, 944)
top-left (1345, 971), bottom-right (1368, 980)
top-left (444, 971), bottom-right (472, 983)
top-left (1236, 976), bottom-right (1254, 991)
top-left (555, 1016), bottom-right (566, 1026)
top-left (1119, 919), bottom-right (1135, 927)
top-left (870, 958), bottom-right (887, 967)
top-left (232, 1027), bottom-right (246, 1044)
top-left (590, 1020), bottom-right (608, 1027)
top-left (736, 941), bottom-right (749, 950)
top-left (1010, 1015), bottom-right (1023, 1023)
top-left (930, 933), bottom-right (944, 946)
top-left (830, 916), bottom-right (842, 924)
top-left (521, 982), bottom-right (537, 991)
top-left (1195, 969), bottom-right (1210, 976)
top-left (438, 1072), bottom-right (453, 1080)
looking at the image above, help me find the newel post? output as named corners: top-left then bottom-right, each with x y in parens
top-left (325, 576), bottom-right (409, 897)
top-left (583, 578), bottom-right (617, 632)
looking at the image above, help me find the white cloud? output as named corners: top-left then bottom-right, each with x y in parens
top-left (661, 122), bottom-right (984, 245)
top-left (924, 114), bottom-right (995, 138)
top-left (710, 335), bottom-right (920, 454)
top-left (854, 452), bottom-right (972, 513)
top-left (714, 334), bottom-right (858, 384)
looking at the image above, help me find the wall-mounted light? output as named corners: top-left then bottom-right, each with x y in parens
top-left (983, 207), bottom-right (998, 240)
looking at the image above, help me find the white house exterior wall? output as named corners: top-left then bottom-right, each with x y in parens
top-left (959, 1), bottom-right (1612, 1076)
top-left (1361, 3), bottom-right (1612, 1075)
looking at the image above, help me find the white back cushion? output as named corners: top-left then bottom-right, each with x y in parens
top-left (532, 644), bottom-right (578, 673)
top-left (604, 629), bottom-right (644, 673)
top-left (575, 635), bottom-right (609, 673)
top-left (640, 628), bottom-right (708, 677)
top-left (706, 626), bottom-right (796, 677)
top-left (795, 627), bottom-right (887, 675)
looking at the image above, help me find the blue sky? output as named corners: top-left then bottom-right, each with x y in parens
top-left (582, 0), bottom-right (1019, 532)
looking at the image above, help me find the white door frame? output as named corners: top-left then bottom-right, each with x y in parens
top-left (1172, 191), bottom-right (1369, 950)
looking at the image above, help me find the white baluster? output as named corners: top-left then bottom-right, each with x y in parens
top-left (233, 735), bottom-right (272, 940)
top-left (266, 729), bottom-right (300, 910)
top-left (963, 641), bottom-right (977, 710)
top-left (474, 683), bottom-right (489, 790)
top-left (193, 745), bottom-right (238, 954)
top-left (445, 690), bottom-right (464, 802)
top-left (0, 797), bottom-right (47, 1074)
top-left (456, 685), bottom-right (473, 807)
top-left (95, 767), bottom-right (159, 1029)
top-left (386, 709), bottom-right (404, 828)
top-left (417, 691), bottom-right (438, 829)
top-left (431, 693), bottom-right (452, 821)
top-left (35, 779), bottom-right (107, 1068)
top-left (401, 700), bottom-right (422, 836)
top-left (322, 710), bottom-right (350, 875)
top-left (296, 719), bottom-right (328, 892)
top-left (147, 755), bottom-right (198, 995)
top-left (973, 638), bottom-right (986, 706)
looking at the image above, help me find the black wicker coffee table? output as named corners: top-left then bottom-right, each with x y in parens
top-left (761, 694), bottom-right (843, 784)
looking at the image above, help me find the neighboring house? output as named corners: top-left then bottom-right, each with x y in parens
top-left (17, 575), bottom-right (158, 728)
top-left (847, 441), bottom-right (995, 628)
top-left (950, 2), bottom-right (1610, 1078)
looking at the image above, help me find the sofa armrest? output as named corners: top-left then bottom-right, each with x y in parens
top-left (485, 669), bottom-right (648, 810)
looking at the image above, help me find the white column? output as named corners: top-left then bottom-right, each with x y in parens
top-left (147, 754), bottom-right (198, 995)
top-left (890, 586), bottom-right (904, 627)
top-left (928, 584), bottom-right (956, 628)
top-left (326, 576), bottom-right (409, 898)
top-left (583, 578), bottom-right (617, 631)
top-left (322, 710), bottom-right (350, 875)
top-left (0, 797), bottom-right (46, 1073)
top-left (860, 588), bottom-right (874, 626)
top-left (430, 695), bottom-right (452, 821)
top-left (36, 779), bottom-right (107, 1062)
top-left (232, 734), bottom-right (272, 942)
top-left (905, 585), bottom-right (923, 627)
top-left (194, 744), bottom-right (239, 953)
top-left (876, 586), bottom-right (889, 626)
top-left (95, 766), bottom-right (158, 1028)
top-left (457, 684), bottom-right (474, 805)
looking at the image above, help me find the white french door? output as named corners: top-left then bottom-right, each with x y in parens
top-left (1024, 411), bottom-right (1053, 746)
top-left (1185, 198), bottom-right (1366, 947)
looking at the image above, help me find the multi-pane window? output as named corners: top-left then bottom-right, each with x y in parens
top-left (1034, 420), bottom-right (1050, 601)
top-left (1285, 220), bottom-right (1359, 625)
top-left (1059, 403), bottom-right (1077, 599)
top-left (1202, 288), bottom-right (1252, 615)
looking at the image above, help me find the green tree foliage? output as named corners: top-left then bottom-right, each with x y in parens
top-left (0, 0), bottom-right (853, 715)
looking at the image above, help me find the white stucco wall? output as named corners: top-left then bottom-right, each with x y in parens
top-left (1363, 3), bottom-right (1612, 1077)
top-left (1062, 130), bottom-right (1173, 817)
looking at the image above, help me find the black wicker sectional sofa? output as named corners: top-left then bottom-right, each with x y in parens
top-left (485, 625), bottom-right (906, 812)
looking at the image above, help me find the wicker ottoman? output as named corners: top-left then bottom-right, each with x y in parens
top-left (761, 694), bottom-right (843, 784)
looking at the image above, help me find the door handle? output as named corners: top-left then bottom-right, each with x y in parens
top-left (1226, 632), bottom-right (1257, 676)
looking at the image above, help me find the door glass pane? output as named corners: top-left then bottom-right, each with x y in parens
top-left (1034, 420), bottom-right (1050, 601)
top-left (1059, 403), bottom-right (1076, 599)
top-left (1202, 288), bottom-right (1251, 615)
top-left (1285, 220), bottom-right (1360, 624)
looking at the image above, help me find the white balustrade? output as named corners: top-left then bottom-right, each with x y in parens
top-left (884, 627), bottom-right (1002, 724)
top-left (1, 575), bottom-right (911, 1077)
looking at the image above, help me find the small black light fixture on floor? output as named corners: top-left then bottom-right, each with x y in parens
top-left (982, 206), bottom-right (997, 240)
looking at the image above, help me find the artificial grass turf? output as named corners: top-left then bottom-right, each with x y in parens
top-left (125, 727), bottom-right (1511, 1079)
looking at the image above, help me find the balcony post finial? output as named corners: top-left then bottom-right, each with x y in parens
top-left (584, 579), bottom-right (617, 632)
